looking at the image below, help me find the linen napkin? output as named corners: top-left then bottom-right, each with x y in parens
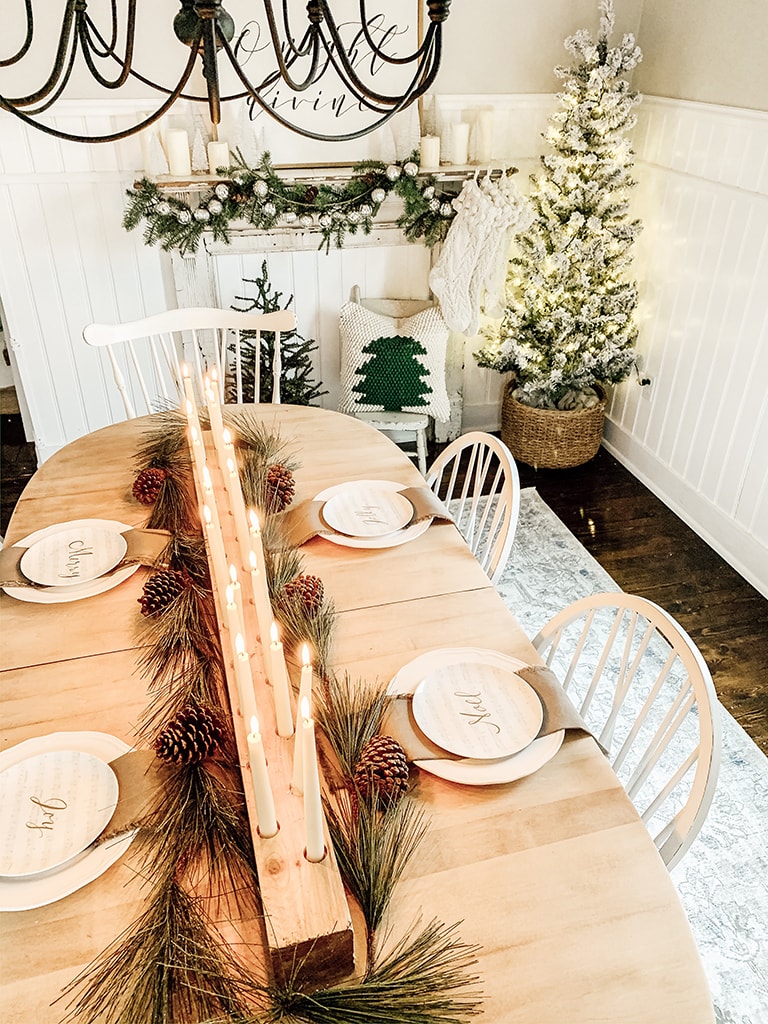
top-left (382, 663), bottom-right (604, 761)
top-left (276, 486), bottom-right (454, 548)
top-left (95, 748), bottom-right (173, 845)
top-left (0, 527), bottom-right (172, 588)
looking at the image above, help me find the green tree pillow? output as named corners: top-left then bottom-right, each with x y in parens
top-left (338, 302), bottom-right (450, 422)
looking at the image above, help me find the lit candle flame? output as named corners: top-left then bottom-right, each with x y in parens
top-left (250, 714), bottom-right (259, 737)
top-left (249, 549), bottom-right (257, 571)
top-left (249, 510), bottom-right (260, 532)
top-left (235, 632), bottom-right (245, 657)
top-left (270, 621), bottom-right (279, 644)
top-left (203, 504), bottom-right (213, 526)
top-left (229, 564), bottom-right (238, 584)
top-left (227, 456), bottom-right (236, 476)
top-left (222, 427), bottom-right (232, 446)
top-left (302, 644), bottom-right (310, 667)
top-left (203, 465), bottom-right (213, 489)
top-left (191, 425), bottom-right (199, 444)
top-left (185, 398), bottom-right (193, 415)
top-left (225, 583), bottom-right (234, 606)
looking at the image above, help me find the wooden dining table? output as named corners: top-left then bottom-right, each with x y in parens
top-left (0, 405), bottom-right (714, 1023)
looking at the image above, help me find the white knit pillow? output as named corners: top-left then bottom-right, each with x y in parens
top-left (338, 302), bottom-right (450, 422)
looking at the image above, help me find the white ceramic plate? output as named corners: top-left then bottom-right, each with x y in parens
top-left (0, 732), bottom-right (135, 912)
top-left (3, 519), bottom-right (139, 604)
top-left (321, 484), bottom-right (413, 538)
top-left (411, 661), bottom-right (543, 760)
top-left (0, 751), bottom-right (119, 877)
top-left (314, 480), bottom-right (431, 549)
top-left (19, 524), bottom-right (127, 587)
top-left (389, 647), bottom-right (565, 786)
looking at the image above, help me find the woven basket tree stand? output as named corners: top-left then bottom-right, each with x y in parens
top-left (500, 380), bottom-right (607, 469)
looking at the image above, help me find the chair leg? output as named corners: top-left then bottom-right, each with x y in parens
top-left (415, 427), bottom-right (427, 475)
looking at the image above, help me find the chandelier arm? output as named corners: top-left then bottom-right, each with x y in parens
top-left (0, 45), bottom-right (200, 144)
top-left (279, 0), bottom-right (316, 59)
top-left (352, 0), bottom-right (432, 65)
top-left (202, 17), bottom-right (222, 127)
top-left (317, 5), bottom-right (441, 106)
top-left (80, 0), bottom-right (121, 59)
top-left (259, 2), bottom-right (325, 93)
top-left (1, 0), bottom-right (81, 106)
top-left (0, 0), bottom-right (34, 67)
top-left (78, 1), bottom-right (136, 90)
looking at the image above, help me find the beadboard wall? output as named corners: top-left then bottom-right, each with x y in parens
top-left (0, 95), bottom-right (766, 595)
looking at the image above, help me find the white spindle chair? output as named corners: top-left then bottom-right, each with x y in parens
top-left (532, 593), bottom-right (721, 870)
top-left (83, 307), bottom-right (296, 418)
top-left (426, 431), bottom-right (520, 584)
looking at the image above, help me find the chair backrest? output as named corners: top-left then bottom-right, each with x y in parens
top-left (426, 431), bottom-right (520, 584)
top-left (532, 592), bottom-right (721, 870)
top-left (83, 306), bottom-right (296, 419)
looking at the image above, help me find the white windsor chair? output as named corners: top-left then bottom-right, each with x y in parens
top-left (83, 307), bottom-right (296, 419)
top-left (532, 592), bottom-right (721, 870)
top-left (426, 431), bottom-right (520, 584)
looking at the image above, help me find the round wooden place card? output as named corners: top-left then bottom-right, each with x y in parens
top-left (321, 483), bottom-right (413, 537)
top-left (411, 662), bottom-right (544, 760)
top-left (20, 524), bottom-right (127, 587)
top-left (0, 750), bottom-right (119, 877)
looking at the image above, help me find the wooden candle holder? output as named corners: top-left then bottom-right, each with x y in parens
top-left (189, 426), bottom-right (355, 987)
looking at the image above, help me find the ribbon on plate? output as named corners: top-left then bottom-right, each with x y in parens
top-left (276, 486), bottom-right (454, 548)
top-left (382, 664), bottom-right (606, 761)
top-left (0, 528), bottom-right (172, 588)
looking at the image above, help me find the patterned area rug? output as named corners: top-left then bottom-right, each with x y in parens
top-left (497, 489), bottom-right (768, 1024)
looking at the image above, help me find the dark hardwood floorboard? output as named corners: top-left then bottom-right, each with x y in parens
top-left (2, 415), bottom-right (767, 753)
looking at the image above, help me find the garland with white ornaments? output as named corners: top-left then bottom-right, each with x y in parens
top-left (123, 152), bottom-right (458, 256)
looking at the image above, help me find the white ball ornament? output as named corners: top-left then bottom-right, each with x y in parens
top-left (207, 199), bottom-right (223, 215)
top-left (300, 213), bottom-right (313, 227)
top-left (371, 188), bottom-right (386, 204)
top-left (422, 185), bottom-right (435, 200)
top-left (157, 201), bottom-right (171, 216)
top-left (318, 213), bottom-right (332, 228)
top-left (403, 161), bottom-right (418, 177)
top-left (359, 204), bottom-right (372, 217)
top-left (177, 209), bottom-right (192, 224)
top-left (440, 202), bottom-right (453, 216)
top-left (194, 207), bottom-right (211, 222)
top-left (214, 183), bottom-right (229, 200)
top-left (263, 202), bottom-right (276, 217)
top-left (253, 180), bottom-right (269, 197)
top-left (386, 164), bottom-right (401, 181)
top-left (284, 210), bottom-right (297, 223)
top-left (347, 210), bottom-right (361, 224)
top-left (429, 198), bottom-right (440, 212)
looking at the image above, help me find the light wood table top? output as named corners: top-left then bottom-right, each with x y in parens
top-left (0, 406), bottom-right (714, 1023)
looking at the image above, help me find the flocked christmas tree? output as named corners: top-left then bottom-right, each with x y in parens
top-left (227, 260), bottom-right (327, 405)
top-left (352, 335), bottom-right (432, 411)
top-left (475, 0), bottom-right (643, 409)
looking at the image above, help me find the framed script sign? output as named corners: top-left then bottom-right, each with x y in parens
top-left (219, 0), bottom-right (422, 159)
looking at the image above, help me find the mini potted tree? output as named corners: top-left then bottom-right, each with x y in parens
top-left (474, 0), bottom-right (643, 468)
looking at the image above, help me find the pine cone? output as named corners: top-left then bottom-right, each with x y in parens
top-left (138, 568), bottom-right (186, 617)
top-left (303, 184), bottom-right (319, 204)
top-left (265, 463), bottom-right (296, 512)
top-left (154, 704), bottom-right (223, 765)
top-left (282, 573), bottom-right (324, 614)
top-left (353, 735), bottom-right (410, 809)
top-left (132, 466), bottom-right (168, 504)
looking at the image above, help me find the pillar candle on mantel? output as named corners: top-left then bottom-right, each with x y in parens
top-left (269, 622), bottom-right (294, 738)
top-left (291, 645), bottom-right (313, 794)
top-left (450, 122), bottom-right (470, 165)
top-left (248, 548), bottom-right (272, 644)
top-left (166, 128), bottom-right (191, 177)
top-left (233, 632), bottom-right (258, 726)
top-left (301, 697), bottom-right (325, 863)
top-left (419, 135), bottom-right (440, 170)
top-left (207, 140), bottom-right (229, 176)
top-left (226, 457), bottom-right (253, 572)
top-left (247, 716), bottom-right (278, 838)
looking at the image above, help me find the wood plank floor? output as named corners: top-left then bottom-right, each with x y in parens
top-left (3, 417), bottom-right (766, 753)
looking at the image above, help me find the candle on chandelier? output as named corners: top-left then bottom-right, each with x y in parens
top-left (233, 632), bottom-right (257, 725)
top-left (226, 456), bottom-right (253, 572)
top-left (291, 645), bottom-right (313, 794)
top-left (301, 696), bottom-right (325, 863)
top-left (248, 548), bottom-right (273, 643)
top-left (269, 621), bottom-right (294, 738)
top-left (247, 715), bottom-right (278, 838)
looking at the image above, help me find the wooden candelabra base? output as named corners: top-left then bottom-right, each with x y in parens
top-left (190, 425), bottom-right (355, 987)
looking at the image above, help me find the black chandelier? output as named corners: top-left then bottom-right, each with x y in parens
top-left (0, 0), bottom-right (452, 145)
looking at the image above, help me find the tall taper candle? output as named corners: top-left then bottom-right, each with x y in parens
top-left (225, 583), bottom-right (244, 641)
top-left (269, 622), bottom-right (294, 738)
top-left (228, 564), bottom-right (245, 631)
top-left (234, 632), bottom-right (257, 725)
top-left (291, 645), bottom-right (313, 794)
top-left (302, 697), bottom-right (325, 862)
top-left (204, 375), bottom-right (225, 460)
top-left (203, 504), bottom-right (229, 605)
top-left (225, 457), bottom-right (253, 572)
top-left (247, 715), bottom-right (278, 838)
top-left (248, 548), bottom-right (272, 643)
